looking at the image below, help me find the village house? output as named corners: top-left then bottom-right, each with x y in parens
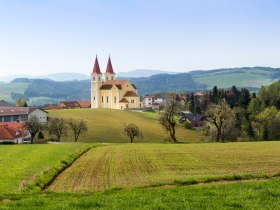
top-left (179, 112), bottom-right (205, 129)
top-left (0, 107), bottom-right (48, 123)
top-left (91, 56), bottom-right (142, 110)
top-left (59, 101), bottom-right (80, 109)
top-left (0, 122), bottom-right (31, 144)
top-left (143, 96), bottom-right (163, 110)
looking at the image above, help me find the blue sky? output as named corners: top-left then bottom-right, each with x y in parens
top-left (0, 0), bottom-right (279, 76)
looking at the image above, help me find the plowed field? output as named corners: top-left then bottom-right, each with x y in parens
top-left (49, 142), bottom-right (280, 192)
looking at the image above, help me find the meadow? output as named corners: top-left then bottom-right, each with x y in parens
top-left (0, 144), bottom-right (91, 194)
top-left (48, 108), bottom-right (204, 143)
top-left (1, 178), bottom-right (280, 209)
top-left (49, 142), bottom-right (280, 192)
top-left (193, 69), bottom-right (272, 89)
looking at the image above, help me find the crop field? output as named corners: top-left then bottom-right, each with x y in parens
top-left (49, 142), bottom-right (280, 192)
top-left (0, 144), bottom-right (91, 194)
top-left (48, 108), bottom-right (204, 143)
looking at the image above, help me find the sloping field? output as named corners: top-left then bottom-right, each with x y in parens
top-left (49, 142), bottom-right (280, 192)
top-left (48, 109), bottom-right (204, 143)
top-left (193, 70), bottom-right (272, 89)
top-left (0, 144), bottom-right (91, 194)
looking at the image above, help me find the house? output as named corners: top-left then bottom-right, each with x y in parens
top-left (0, 107), bottom-right (48, 123)
top-left (143, 96), bottom-right (163, 110)
top-left (44, 105), bottom-right (61, 111)
top-left (78, 100), bottom-right (91, 108)
top-left (91, 56), bottom-right (142, 110)
top-left (0, 100), bottom-right (15, 107)
top-left (179, 112), bottom-right (205, 129)
top-left (0, 122), bottom-right (31, 144)
top-left (59, 101), bottom-right (81, 109)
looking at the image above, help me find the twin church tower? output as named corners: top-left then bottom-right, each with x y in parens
top-left (91, 56), bottom-right (142, 110)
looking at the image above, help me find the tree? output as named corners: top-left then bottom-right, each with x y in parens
top-left (206, 99), bottom-right (236, 142)
top-left (46, 118), bottom-right (68, 142)
top-left (16, 98), bottom-right (28, 107)
top-left (123, 123), bottom-right (142, 143)
top-left (238, 88), bottom-right (251, 109)
top-left (189, 93), bottom-right (195, 113)
top-left (248, 97), bottom-right (262, 117)
top-left (68, 119), bottom-right (88, 142)
top-left (23, 116), bottom-right (43, 144)
top-left (158, 95), bottom-right (181, 143)
top-left (37, 131), bottom-right (45, 139)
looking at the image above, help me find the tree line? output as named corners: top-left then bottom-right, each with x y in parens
top-left (158, 80), bottom-right (280, 142)
top-left (24, 117), bottom-right (88, 144)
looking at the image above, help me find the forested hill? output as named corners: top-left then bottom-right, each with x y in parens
top-left (1, 66), bottom-right (280, 105)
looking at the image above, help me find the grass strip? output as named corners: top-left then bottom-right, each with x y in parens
top-left (22, 144), bottom-right (97, 193)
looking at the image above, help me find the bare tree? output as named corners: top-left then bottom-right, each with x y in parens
top-left (47, 118), bottom-right (68, 142)
top-left (158, 95), bottom-right (181, 143)
top-left (24, 116), bottom-right (43, 144)
top-left (123, 123), bottom-right (142, 143)
top-left (68, 119), bottom-right (88, 142)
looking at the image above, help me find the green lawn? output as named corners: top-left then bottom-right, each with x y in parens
top-left (0, 144), bottom-right (91, 194)
top-left (49, 142), bottom-right (280, 192)
top-left (1, 178), bottom-right (280, 209)
top-left (48, 108), bottom-right (204, 143)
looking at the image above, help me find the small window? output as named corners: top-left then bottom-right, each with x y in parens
top-left (114, 97), bottom-right (116, 103)
top-left (102, 96), bottom-right (104, 103)
top-left (94, 96), bottom-right (95, 100)
top-left (111, 77), bottom-right (114, 80)
top-left (93, 77), bottom-right (95, 81)
top-left (107, 96), bottom-right (109, 103)
top-left (98, 77), bottom-right (101, 81)
top-left (106, 77), bottom-right (108, 80)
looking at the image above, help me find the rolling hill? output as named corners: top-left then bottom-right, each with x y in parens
top-left (48, 108), bottom-right (204, 143)
top-left (1, 67), bottom-right (280, 105)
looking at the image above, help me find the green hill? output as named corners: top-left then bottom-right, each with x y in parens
top-left (48, 109), bottom-right (204, 143)
top-left (1, 67), bottom-right (280, 105)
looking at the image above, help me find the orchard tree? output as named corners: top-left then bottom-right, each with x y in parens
top-left (47, 118), bottom-right (68, 142)
top-left (68, 119), bottom-right (88, 142)
top-left (206, 99), bottom-right (236, 142)
top-left (158, 95), bottom-right (181, 143)
top-left (123, 123), bottom-right (142, 143)
top-left (24, 116), bottom-right (43, 144)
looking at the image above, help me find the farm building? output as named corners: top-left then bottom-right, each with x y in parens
top-left (0, 107), bottom-right (48, 123)
top-left (179, 112), bottom-right (205, 129)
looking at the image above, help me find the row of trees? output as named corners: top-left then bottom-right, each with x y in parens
top-left (24, 116), bottom-right (88, 144)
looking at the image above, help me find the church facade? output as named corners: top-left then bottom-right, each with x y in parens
top-left (91, 56), bottom-right (142, 110)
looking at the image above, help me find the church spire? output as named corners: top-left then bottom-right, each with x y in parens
top-left (105, 56), bottom-right (115, 74)
top-left (92, 55), bottom-right (102, 74)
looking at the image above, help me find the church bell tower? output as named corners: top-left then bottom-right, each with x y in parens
top-left (91, 56), bottom-right (102, 108)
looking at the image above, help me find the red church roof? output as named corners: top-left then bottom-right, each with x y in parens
top-left (92, 56), bottom-right (102, 74)
top-left (105, 56), bottom-right (115, 74)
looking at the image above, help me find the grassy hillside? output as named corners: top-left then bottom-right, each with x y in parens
top-left (0, 82), bottom-right (30, 101)
top-left (0, 144), bottom-right (91, 194)
top-left (193, 69), bottom-right (273, 89)
top-left (48, 109), bottom-right (204, 143)
top-left (49, 142), bottom-right (280, 192)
